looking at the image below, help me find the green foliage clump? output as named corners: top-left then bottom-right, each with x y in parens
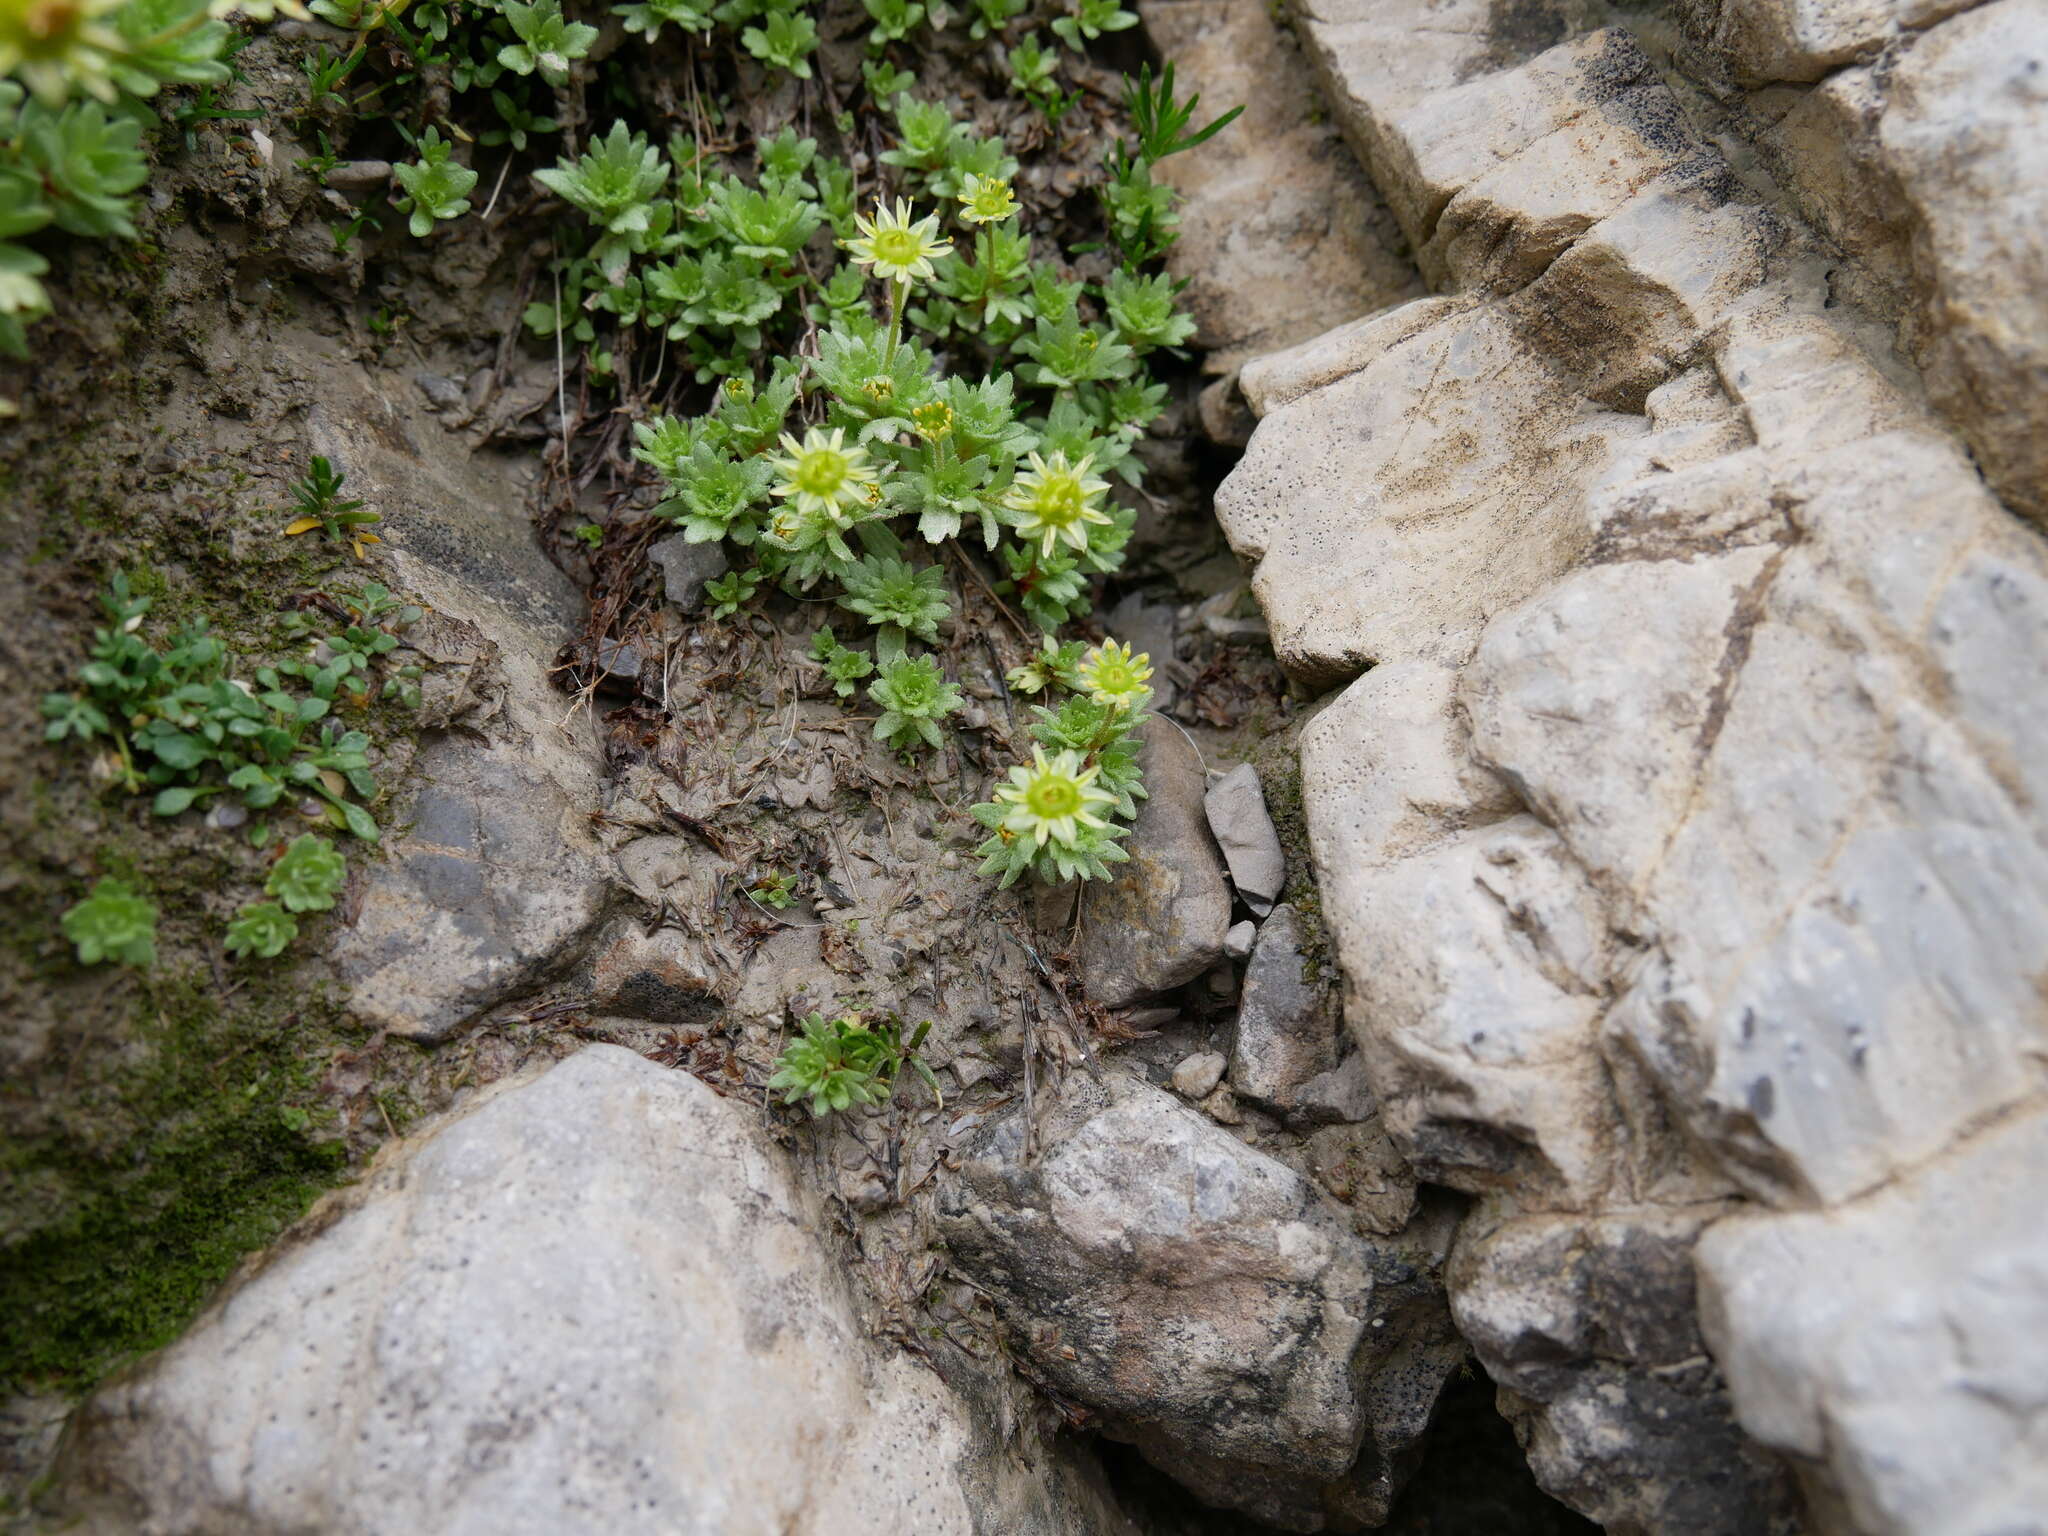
top-left (266, 834), bottom-right (347, 912)
top-left (868, 653), bottom-right (963, 752)
top-left (40, 574), bottom-right (389, 843)
top-left (223, 900), bottom-right (299, 959)
top-left (392, 126), bottom-right (478, 237)
top-left (811, 627), bottom-right (874, 698)
top-left (282, 456), bottom-right (381, 559)
top-left (61, 877), bottom-right (159, 967)
top-left (767, 1010), bottom-right (939, 1117)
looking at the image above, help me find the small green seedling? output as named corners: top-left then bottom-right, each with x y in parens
top-left (284, 456), bottom-right (381, 558)
top-left (868, 654), bottom-right (963, 752)
top-left (224, 900), bottom-right (299, 959)
top-left (767, 1010), bottom-right (940, 1117)
top-left (266, 834), bottom-right (347, 912)
top-left (61, 878), bottom-right (158, 967)
top-left (392, 126), bottom-right (478, 239)
top-left (748, 868), bottom-right (800, 909)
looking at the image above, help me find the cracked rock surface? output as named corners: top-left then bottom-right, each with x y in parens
top-left (935, 1069), bottom-right (1465, 1533)
top-left (1215, 0), bottom-right (2048, 1527)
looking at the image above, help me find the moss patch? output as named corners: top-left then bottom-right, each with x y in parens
top-left (0, 965), bottom-right (359, 1393)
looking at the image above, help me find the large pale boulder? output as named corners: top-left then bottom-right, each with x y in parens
top-left (1216, 0), bottom-right (2048, 1524)
top-left (49, 1048), bottom-right (1135, 1536)
top-left (1697, 1107), bottom-right (2048, 1536)
top-left (934, 1070), bottom-right (1464, 1532)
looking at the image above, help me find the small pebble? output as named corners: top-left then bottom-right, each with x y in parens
top-left (1224, 919), bottom-right (1257, 960)
top-left (1171, 1051), bottom-right (1227, 1100)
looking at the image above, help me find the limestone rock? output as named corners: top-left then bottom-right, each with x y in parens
top-left (1223, 918), bottom-right (1256, 959)
top-left (1204, 761), bottom-right (1287, 911)
top-left (1697, 1106), bottom-right (2048, 1536)
top-left (1680, 0), bottom-right (1980, 86)
top-left (1227, 905), bottom-right (1341, 1114)
top-left (50, 1047), bottom-right (1137, 1536)
top-left (1214, 297), bottom-right (1641, 685)
top-left (1215, 0), bottom-right (2048, 1518)
top-left (1137, 0), bottom-right (1419, 371)
top-left (1076, 716), bottom-right (1230, 1007)
top-left (935, 1071), bottom-right (1464, 1532)
top-left (1875, 0), bottom-right (2048, 522)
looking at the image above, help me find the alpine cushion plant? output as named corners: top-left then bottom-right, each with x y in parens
top-left (767, 1011), bottom-right (940, 1118)
top-left (533, 121), bottom-right (670, 279)
top-left (867, 653), bottom-right (962, 751)
top-left (266, 833), bottom-right (347, 911)
top-left (497, 0), bottom-right (597, 87)
top-left (392, 127), bottom-right (478, 238)
top-left (971, 637), bottom-right (1152, 887)
top-left (224, 900), bottom-right (299, 959)
top-left (61, 877), bottom-right (158, 967)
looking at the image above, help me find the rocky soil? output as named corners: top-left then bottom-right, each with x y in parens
top-left (3, 0), bottom-right (2045, 1530)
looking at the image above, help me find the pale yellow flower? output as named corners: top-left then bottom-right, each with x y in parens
top-left (1077, 638), bottom-right (1152, 707)
top-left (1002, 450), bottom-right (1111, 558)
top-left (993, 747), bottom-right (1114, 849)
top-left (843, 197), bottom-right (951, 284)
top-left (768, 426), bottom-right (878, 525)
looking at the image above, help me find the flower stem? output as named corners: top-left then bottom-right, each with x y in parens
top-left (884, 277), bottom-right (908, 366)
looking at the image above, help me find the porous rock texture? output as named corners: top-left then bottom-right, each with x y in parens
top-left (935, 1069), bottom-right (1466, 1533)
top-left (1214, 0), bottom-right (2048, 1528)
top-left (48, 1047), bottom-right (1136, 1536)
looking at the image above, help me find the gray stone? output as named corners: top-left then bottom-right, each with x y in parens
top-left (1451, 1204), bottom-right (1802, 1534)
top-left (49, 1048), bottom-right (1138, 1536)
top-left (300, 356), bottom-right (615, 1043)
top-left (330, 737), bottom-right (615, 1043)
top-left (1697, 1106), bottom-right (2048, 1536)
top-left (584, 918), bottom-right (719, 1024)
top-left (323, 158), bottom-right (391, 191)
top-left (1170, 1050), bottom-right (1227, 1100)
top-left (1076, 717), bottom-right (1231, 1008)
top-left (1290, 1055), bottom-right (1377, 1128)
top-left (1204, 762), bottom-right (1287, 911)
top-left (648, 531), bottom-right (731, 612)
top-left (412, 371), bottom-right (464, 408)
top-left (1304, 1122), bottom-right (1417, 1237)
top-left (1223, 918), bottom-right (1256, 960)
top-left (935, 1071), bottom-right (1464, 1532)
top-left (1228, 905), bottom-right (1341, 1113)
